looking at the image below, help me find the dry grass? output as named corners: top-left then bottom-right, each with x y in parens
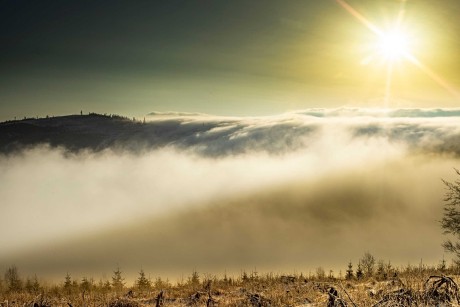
top-left (1, 271), bottom-right (460, 306)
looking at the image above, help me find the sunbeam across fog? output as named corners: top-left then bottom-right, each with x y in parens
top-left (1, 108), bottom-right (459, 281)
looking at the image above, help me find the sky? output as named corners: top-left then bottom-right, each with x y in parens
top-left (1, 0), bottom-right (460, 121)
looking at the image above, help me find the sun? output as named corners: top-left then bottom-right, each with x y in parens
top-left (377, 29), bottom-right (411, 61)
top-left (337, 0), bottom-right (460, 100)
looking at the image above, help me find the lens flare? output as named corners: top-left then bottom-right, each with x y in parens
top-left (336, 0), bottom-right (460, 101)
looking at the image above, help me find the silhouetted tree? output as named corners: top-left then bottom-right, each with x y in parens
top-left (438, 257), bottom-right (447, 272)
top-left (188, 270), bottom-right (200, 285)
top-left (4, 266), bottom-right (22, 292)
top-left (356, 262), bottom-right (364, 280)
top-left (385, 261), bottom-right (393, 278)
top-left (80, 277), bottom-right (91, 293)
top-left (25, 275), bottom-right (40, 294)
top-left (64, 273), bottom-right (73, 294)
top-left (154, 277), bottom-right (170, 289)
top-left (31, 275), bottom-right (40, 293)
top-left (112, 266), bottom-right (125, 293)
top-left (25, 277), bottom-right (34, 293)
top-left (441, 169), bottom-right (460, 264)
top-left (315, 267), bottom-right (325, 279)
top-left (346, 261), bottom-right (354, 280)
top-left (98, 279), bottom-right (111, 293)
top-left (241, 271), bottom-right (249, 282)
top-left (136, 269), bottom-right (151, 292)
top-left (104, 280), bottom-right (111, 291)
top-left (377, 260), bottom-right (385, 279)
top-left (360, 252), bottom-right (375, 277)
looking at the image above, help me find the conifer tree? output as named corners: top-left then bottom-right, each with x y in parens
top-left (64, 273), bottom-right (72, 294)
top-left (360, 252), bottom-right (376, 277)
top-left (25, 277), bottom-right (33, 293)
top-left (24, 275), bottom-right (40, 294)
top-left (441, 169), bottom-right (460, 264)
top-left (188, 270), bottom-right (200, 285)
top-left (346, 261), bottom-right (354, 280)
top-left (356, 262), bottom-right (364, 280)
top-left (80, 277), bottom-right (91, 293)
top-left (112, 267), bottom-right (125, 293)
top-left (31, 275), bottom-right (40, 294)
top-left (4, 266), bottom-right (22, 292)
top-left (377, 260), bottom-right (385, 279)
top-left (136, 269), bottom-right (151, 292)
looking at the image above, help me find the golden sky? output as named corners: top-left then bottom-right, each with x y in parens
top-left (1, 0), bottom-right (459, 120)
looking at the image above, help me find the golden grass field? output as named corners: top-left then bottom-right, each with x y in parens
top-left (2, 264), bottom-right (460, 306)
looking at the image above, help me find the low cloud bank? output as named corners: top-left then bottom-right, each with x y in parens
top-left (3, 108), bottom-right (460, 157)
top-left (1, 109), bottom-right (459, 281)
top-left (142, 108), bottom-right (460, 157)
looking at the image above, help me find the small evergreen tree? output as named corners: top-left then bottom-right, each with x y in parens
top-left (356, 262), bottom-right (364, 280)
top-left (241, 271), bottom-right (249, 282)
top-left (64, 273), bottom-right (72, 294)
top-left (4, 266), bottom-right (22, 292)
top-left (346, 261), bottom-right (354, 280)
top-left (24, 275), bottom-right (40, 294)
top-left (188, 270), bottom-right (200, 285)
top-left (80, 277), bottom-right (91, 293)
top-left (112, 267), bottom-right (125, 293)
top-left (105, 280), bottom-right (112, 291)
top-left (315, 267), bottom-right (325, 279)
top-left (154, 277), bottom-right (170, 289)
top-left (136, 269), bottom-right (151, 292)
top-left (438, 257), bottom-right (447, 272)
top-left (360, 252), bottom-right (376, 277)
top-left (385, 261), bottom-right (393, 278)
top-left (31, 275), bottom-right (40, 294)
top-left (25, 277), bottom-right (34, 294)
top-left (99, 279), bottom-right (111, 293)
top-left (377, 260), bottom-right (385, 279)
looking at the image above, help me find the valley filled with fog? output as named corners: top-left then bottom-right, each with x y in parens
top-left (1, 108), bottom-right (459, 281)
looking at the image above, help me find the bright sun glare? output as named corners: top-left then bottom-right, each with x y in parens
top-left (337, 0), bottom-right (460, 100)
top-left (377, 29), bottom-right (410, 61)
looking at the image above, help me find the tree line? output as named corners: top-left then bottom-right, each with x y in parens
top-left (1, 266), bottom-right (171, 295)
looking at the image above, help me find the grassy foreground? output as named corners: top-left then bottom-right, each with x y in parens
top-left (1, 265), bottom-right (460, 306)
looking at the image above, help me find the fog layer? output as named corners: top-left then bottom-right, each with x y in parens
top-left (1, 109), bottom-right (458, 281)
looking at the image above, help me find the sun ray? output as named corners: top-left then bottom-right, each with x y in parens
top-left (336, 0), bottom-right (383, 36)
top-left (396, 0), bottom-right (406, 28)
top-left (404, 53), bottom-right (460, 99)
top-left (384, 62), bottom-right (394, 108)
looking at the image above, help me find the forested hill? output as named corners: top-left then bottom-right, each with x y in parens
top-left (0, 113), bottom-right (176, 154)
top-left (0, 112), bottom-right (317, 156)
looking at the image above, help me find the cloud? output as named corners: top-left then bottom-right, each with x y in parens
top-left (1, 108), bottom-right (460, 281)
top-left (3, 108), bottom-right (460, 158)
top-left (293, 108), bottom-right (460, 118)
